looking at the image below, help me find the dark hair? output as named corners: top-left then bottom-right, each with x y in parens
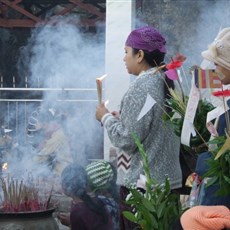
top-left (61, 163), bottom-right (87, 197)
top-left (92, 162), bottom-right (119, 202)
top-left (80, 191), bottom-right (109, 224)
top-left (132, 48), bottom-right (165, 67)
top-left (61, 163), bottom-right (109, 224)
top-left (132, 48), bottom-right (175, 111)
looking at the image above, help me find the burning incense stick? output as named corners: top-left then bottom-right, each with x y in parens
top-left (96, 74), bottom-right (107, 104)
top-left (1, 177), bottom-right (53, 212)
top-left (45, 186), bottom-right (53, 209)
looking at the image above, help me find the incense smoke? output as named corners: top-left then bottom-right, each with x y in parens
top-left (2, 15), bottom-right (105, 188)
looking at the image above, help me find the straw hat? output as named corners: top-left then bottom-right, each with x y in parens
top-left (202, 27), bottom-right (230, 71)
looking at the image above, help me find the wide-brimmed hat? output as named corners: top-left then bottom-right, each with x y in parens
top-left (202, 27), bottom-right (230, 71)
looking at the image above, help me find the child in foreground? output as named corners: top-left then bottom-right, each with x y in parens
top-left (59, 163), bottom-right (113, 230)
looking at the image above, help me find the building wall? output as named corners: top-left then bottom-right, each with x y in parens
top-left (139, 0), bottom-right (230, 70)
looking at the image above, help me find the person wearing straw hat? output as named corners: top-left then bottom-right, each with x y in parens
top-left (96, 26), bottom-right (182, 229)
top-left (171, 27), bottom-right (230, 230)
top-left (202, 27), bottom-right (230, 85)
top-left (190, 27), bottom-right (230, 209)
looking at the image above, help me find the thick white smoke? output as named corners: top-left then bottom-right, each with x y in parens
top-left (2, 15), bottom-right (105, 193)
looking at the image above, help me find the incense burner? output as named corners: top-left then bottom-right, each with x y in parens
top-left (0, 207), bottom-right (58, 230)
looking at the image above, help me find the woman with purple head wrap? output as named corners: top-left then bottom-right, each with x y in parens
top-left (96, 26), bottom-right (182, 230)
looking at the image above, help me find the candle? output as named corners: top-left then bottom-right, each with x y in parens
top-left (96, 74), bottom-right (107, 104)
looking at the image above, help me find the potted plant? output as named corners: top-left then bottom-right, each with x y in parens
top-left (123, 135), bottom-right (182, 230)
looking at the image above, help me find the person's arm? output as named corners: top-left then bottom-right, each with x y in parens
top-left (70, 211), bottom-right (87, 230)
top-left (102, 75), bottom-right (164, 152)
top-left (57, 212), bottom-right (70, 227)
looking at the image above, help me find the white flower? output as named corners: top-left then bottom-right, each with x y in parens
top-left (125, 192), bottom-right (133, 201)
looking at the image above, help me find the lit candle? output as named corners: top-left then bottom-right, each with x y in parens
top-left (96, 74), bottom-right (107, 104)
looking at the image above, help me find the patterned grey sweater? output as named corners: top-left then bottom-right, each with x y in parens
top-left (102, 68), bottom-right (182, 189)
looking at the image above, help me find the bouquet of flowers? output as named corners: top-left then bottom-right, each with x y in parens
top-left (163, 54), bottom-right (230, 197)
top-left (202, 89), bottom-right (230, 196)
top-left (162, 54), bottom-right (215, 154)
top-left (160, 54), bottom-right (217, 194)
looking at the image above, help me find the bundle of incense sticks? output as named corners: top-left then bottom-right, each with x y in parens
top-left (96, 74), bottom-right (107, 104)
top-left (1, 177), bottom-right (53, 212)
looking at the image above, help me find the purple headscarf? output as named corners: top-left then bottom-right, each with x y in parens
top-left (125, 26), bottom-right (166, 53)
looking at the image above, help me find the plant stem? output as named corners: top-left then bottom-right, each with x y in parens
top-left (221, 86), bottom-right (230, 136)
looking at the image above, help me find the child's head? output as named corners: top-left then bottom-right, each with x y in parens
top-left (61, 163), bottom-right (87, 198)
top-left (202, 27), bottom-right (230, 85)
top-left (61, 163), bottom-right (112, 226)
top-left (86, 160), bottom-right (116, 192)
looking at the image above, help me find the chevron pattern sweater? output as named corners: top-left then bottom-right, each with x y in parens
top-left (102, 68), bottom-right (182, 189)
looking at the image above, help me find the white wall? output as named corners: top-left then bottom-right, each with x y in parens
top-left (104, 0), bottom-right (135, 160)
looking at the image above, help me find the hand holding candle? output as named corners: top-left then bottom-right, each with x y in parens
top-left (96, 74), bottom-right (107, 104)
top-left (96, 102), bottom-right (109, 122)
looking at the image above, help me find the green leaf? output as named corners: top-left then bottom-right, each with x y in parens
top-left (122, 211), bottom-right (137, 223)
top-left (223, 175), bottom-right (230, 185)
top-left (156, 191), bottom-right (166, 205)
top-left (123, 135), bottom-right (182, 229)
top-left (157, 201), bottom-right (166, 219)
top-left (142, 197), bottom-right (155, 212)
top-left (205, 176), bottom-right (218, 187)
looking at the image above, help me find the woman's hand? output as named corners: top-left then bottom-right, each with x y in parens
top-left (111, 111), bottom-right (120, 119)
top-left (57, 212), bottom-right (70, 227)
top-left (96, 102), bottom-right (109, 122)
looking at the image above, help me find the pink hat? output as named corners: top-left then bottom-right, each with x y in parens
top-left (202, 27), bottom-right (230, 71)
top-left (125, 26), bottom-right (166, 53)
top-left (181, 205), bottom-right (230, 230)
